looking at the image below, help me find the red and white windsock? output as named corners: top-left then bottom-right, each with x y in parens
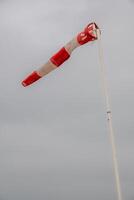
top-left (22, 22), bottom-right (100, 87)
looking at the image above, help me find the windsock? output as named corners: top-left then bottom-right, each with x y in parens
top-left (22, 22), bottom-right (100, 87)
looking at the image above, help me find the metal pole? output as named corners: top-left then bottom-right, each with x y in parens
top-left (96, 29), bottom-right (123, 200)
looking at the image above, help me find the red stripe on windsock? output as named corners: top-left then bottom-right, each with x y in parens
top-left (77, 32), bottom-right (93, 45)
top-left (22, 71), bottom-right (41, 87)
top-left (50, 47), bottom-right (70, 67)
top-left (77, 22), bottom-right (98, 45)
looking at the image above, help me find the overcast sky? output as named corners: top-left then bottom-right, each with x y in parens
top-left (0, 0), bottom-right (134, 200)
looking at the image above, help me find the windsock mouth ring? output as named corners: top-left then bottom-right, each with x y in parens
top-left (84, 22), bottom-right (101, 39)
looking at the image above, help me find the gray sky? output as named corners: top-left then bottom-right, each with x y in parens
top-left (0, 0), bottom-right (134, 199)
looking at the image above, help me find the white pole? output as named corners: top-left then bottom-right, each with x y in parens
top-left (96, 29), bottom-right (123, 200)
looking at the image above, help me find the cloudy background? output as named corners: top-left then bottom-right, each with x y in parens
top-left (0, 0), bottom-right (134, 199)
